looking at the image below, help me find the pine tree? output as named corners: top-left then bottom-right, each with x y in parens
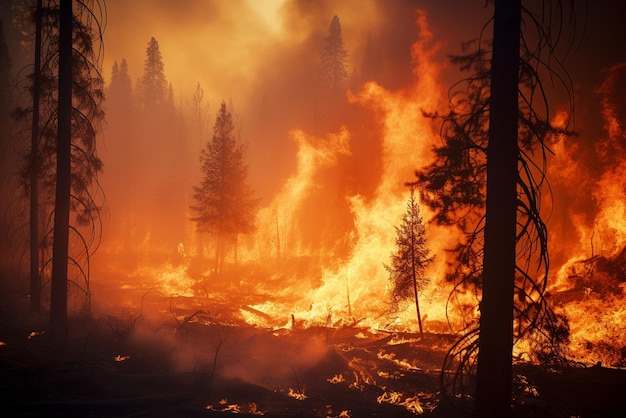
top-left (50, 0), bottom-right (73, 338)
top-left (320, 15), bottom-right (348, 96)
top-left (191, 101), bottom-right (257, 273)
top-left (385, 183), bottom-right (434, 334)
top-left (139, 37), bottom-right (167, 111)
top-left (10, 0), bottom-right (107, 336)
top-left (108, 59), bottom-right (132, 105)
top-left (416, 1), bottom-right (576, 415)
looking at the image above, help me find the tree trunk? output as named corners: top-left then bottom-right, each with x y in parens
top-left (410, 225), bottom-right (423, 334)
top-left (475, 0), bottom-right (521, 417)
top-left (49, 0), bottom-right (72, 339)
top-left (29, 0), bottom-right (43, 313)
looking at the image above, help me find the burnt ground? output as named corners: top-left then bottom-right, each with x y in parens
top-left (1, 290), bottom-right (626, 418)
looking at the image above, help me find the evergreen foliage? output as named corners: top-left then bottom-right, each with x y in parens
top-left (191, 101), bottom-right (257, 272)
top-left (139, 37), bottom-right (167, 110)
top-left (320, 15), bottom-right (348, 95)
top-left (385, 184), bottom-right (434, 332)
top-left (415, 1), bottom-right (577, 414)
top-left (11, 0), bottom-right (106, 323)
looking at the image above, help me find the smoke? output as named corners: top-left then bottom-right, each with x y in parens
top-left (2, 0), bottom-right (625, 367)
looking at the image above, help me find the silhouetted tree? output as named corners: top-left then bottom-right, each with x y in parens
top-left (191, 101), bottom-right (257, 273)
top-left (105, 58), bottom-right (136, 253)
top-left (49, 0), bottom-right (72, 338)
top-left (108, 59), bottom-right (132, 107)
top-left (29, 0), bottom-right (43, 313)
top-left (190, 82), bottom-right (210, 155)
top-left (473, 1), bottom-right (521, 414)
top-left (417, 1), bottom-right (576, 416)
top-left (8, 0), bottom-right (107, 337)
top-left (138, 37), bottom-right (167, 111)
top-left (384, 183), bottom-right (434, 334)
top-left (320, 15), bottom-right (348, 96)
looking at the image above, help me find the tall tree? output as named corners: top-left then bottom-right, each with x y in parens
top-left (13, 0), bottom-right (107, 336)
top-left (105, 58), bottom-right (135, 253)
top-left (49, 0), bottom-right (73, 338)
top-left (29, 0), bottom-right (43, 313)
top-left (320, 15), bottom-right (348, 96)
top-left (190, 101), bottom-right (257, 273)
top-left (138, 37), bottom-right (167, 111)
top-left (384, 183), bottom-right (434, 334)
top-left (474, 1), bottom-right (521, 415)
top-left (417, 1), bottom-right (576, 416)
top-left (108, 59), bottom-right (132, 106)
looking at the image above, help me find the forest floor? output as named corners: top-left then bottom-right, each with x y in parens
top-left (1, 286), bottom-right (626, 417)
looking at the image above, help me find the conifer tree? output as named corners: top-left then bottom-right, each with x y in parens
top-left (385, 183), bottom-right (434, 334)
top-left (416, 1), bottom-right (576, 415)
top-left (108, 59), bottom-right (132, 105)
top-left (191, 101), bottom-right (257, 273)
top-left (139, 37), bottom-right (167, 111)
top-left (8, 0), bottom-right (107, 334)
top-left (320, 15), bottom-right (348, 96)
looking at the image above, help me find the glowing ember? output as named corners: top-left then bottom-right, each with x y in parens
top-left (377, 391), bottom-right (424, 414)
top-left (327, 374), bottom-right (345, 384)
top-left (287, 387), bottom-right (308, 400)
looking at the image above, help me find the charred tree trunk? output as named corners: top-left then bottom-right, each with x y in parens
top-left (29, 0), bottom-right (43, 313)
top-left (475, 0), bottom-right (521, 417)
top-left (49, 0), bottom-right (72, 339)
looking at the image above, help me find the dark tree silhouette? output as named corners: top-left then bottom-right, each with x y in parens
top-left (7, 0), bottom-right (108, 337)
top-left (417, 1), bottom-right (576, 415)
top-left (49, 0), bottom-right (73, 338)
top-left (191, 101), bottom-right (257, 273)
top-left (29, 0), bottom-right (43, 313)
top-left (109, 59), bottom-right (132, 105)
top-left (384, 183), bottom-right (434, 334)
top-left (474, 1), bottom-right (521, 414)
top-left (320, 15), bottom-right (348, 96)
top-left (139, 37), bottom-right (167, 111)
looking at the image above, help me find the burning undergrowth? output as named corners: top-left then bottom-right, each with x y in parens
top-left (1, 290), bottom-right (458, 417)
top-left (549, 249), bottom-right (626, 368)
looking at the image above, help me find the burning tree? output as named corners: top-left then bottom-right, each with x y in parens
top-left (191, 101), bottom-right (257, 274)
top-left (385, 183), bottom-right (434, 334)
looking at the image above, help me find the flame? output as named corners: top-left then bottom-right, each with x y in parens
top-left (88, 3), bottom-right (626, 370)
top-left (253, 128), bottom-right (351, 261)
top-left (128, 262), bottom-right (195, 297)
top-left (234, 10), bottom-right (461, 331)
top-left (377, 391), bottom-right (424, 414)
top-left (287, 387), bottom-right (308, 400)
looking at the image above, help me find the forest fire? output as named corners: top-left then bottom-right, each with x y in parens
top-left (1, 0), bottom-right (626, 417)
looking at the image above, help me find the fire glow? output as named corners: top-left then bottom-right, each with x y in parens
top-left (88, 0), bottom-right (626, 371)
